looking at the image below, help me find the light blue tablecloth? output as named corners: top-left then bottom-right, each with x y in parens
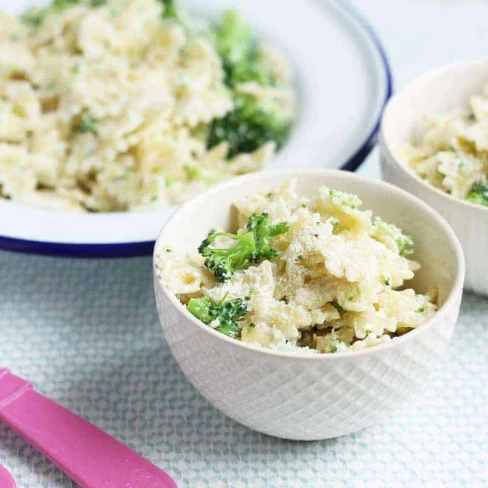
top-left (0, 252), bottom-right (487, 487)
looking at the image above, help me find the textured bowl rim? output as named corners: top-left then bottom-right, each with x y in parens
top-left (153, 168), bottom-right (465, 360)
top-left (381, 58), bottom-right (488, 215)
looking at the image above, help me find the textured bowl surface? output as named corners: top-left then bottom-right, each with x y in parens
top-left (153, 169), bottom-right (464, 440)
top-left (380, 59), bottom-right (488, 296)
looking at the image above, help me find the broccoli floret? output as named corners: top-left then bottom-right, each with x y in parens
top-left (21, 8), bottom-right (47, 28)
top-left (53, 0), bottom-right (105, 9)
top-left (216, 10), bottom-right (252, 63)
top-left (208, 94), bottom-right (291, 158)
top-left (52, 0), bottom-right (79, 8)
top-left (229, 58), bottom-right (273, 86)
top-left (396, 233), bottom-right (414, 257)
top-left (72, 114), bottom-right (99, 136)
top-left (329, 189), bottom-right (362, 210)
top-left (215, 10), bottom-right (252, 79)
top-left (210, 10), bottom-right (290, 157)
top-left (187, 296), bottom-right (249, 338)
top-left (183, 164), bottom-right (201, 182)
top-left (186, 296), bottom-right (213, 324)
top-left (198, 229), bottom-right (256, 282)
top-left (158, 0), bottom-right (179, 20)
top-left (198, 213), bottom-right (289, 280)
top-left (372, 217), bottom-right (414, 257)
top-left (246, 212), bottom-right (289, 262)
top-left (466, 179), bottom-right (488, 207)
top-left (215, 10), bottom-right (274, 87)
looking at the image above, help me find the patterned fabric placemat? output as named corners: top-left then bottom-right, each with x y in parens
top-left (0, 252), bottom-right (487, 487)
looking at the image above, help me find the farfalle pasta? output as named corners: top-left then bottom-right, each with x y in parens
top-left (399, 85), bottom-right (488, 207)
top-left (156, 179), bottom-right (437, 354)
top-left (0, 0), bottom-right (294, 212)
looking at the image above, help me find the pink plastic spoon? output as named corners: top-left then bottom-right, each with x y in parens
top-left (0, 369), bottom-right (177, 488)
top-left (0, 463), bottom-right (16, 487)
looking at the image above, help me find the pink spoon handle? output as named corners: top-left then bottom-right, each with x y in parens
top-left (0, 369), bottom-right (177, 488)
top-left (0, 463), bottom-right (16, 487)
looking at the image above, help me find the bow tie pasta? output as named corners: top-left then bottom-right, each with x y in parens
top-left (0, 0), bottom-right (295, 212)
top-left (399, 85), bottom-right (488, 207)
top-left (156, 179), bottom-right (437, 354)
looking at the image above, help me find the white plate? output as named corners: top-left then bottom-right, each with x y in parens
top-left (0, 0), bottom-right (391, 257)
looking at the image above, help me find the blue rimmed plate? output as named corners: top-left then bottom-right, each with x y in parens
top-left (0, 0), bottom-right (391, 257)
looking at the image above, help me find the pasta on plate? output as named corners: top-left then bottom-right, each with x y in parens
top-left (399, 85), bottom-right (488, 207)
top-left (156, 179), bottom-right (437, 354)
top-left (0, 0), bottom-right (295, 212)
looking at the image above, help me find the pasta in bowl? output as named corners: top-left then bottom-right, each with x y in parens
top-left (399, 86), bottom-right (488, 207)
top-left (157, 179), bottom-right (437, 354)
top-left (380, 60), bottom-right (488, 295)
top-left (153, 169), bottom-right (464, 440)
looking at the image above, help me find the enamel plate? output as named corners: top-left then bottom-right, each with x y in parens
top-left (0, 0), bottom-right (392, 257)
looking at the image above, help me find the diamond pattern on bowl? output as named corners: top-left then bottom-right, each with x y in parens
top-left (155, 278), bottom-right (461, 441)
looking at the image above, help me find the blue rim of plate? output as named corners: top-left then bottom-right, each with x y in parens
top-left (0, 0), bottom-right (393, 259)
top-left (337, 0), bottom-right (394, 172)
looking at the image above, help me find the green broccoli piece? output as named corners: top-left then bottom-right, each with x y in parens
top-left (187, 296), bottom-right (249, 338)
top-left (52, 0), bottom-right (106, 9)
top-left (72, 114), bottom-right (99, 136)
top-left (246, 212), bottom-right (289, 262)
top-left (158, 0), bottom-right (179, 20)
top-left (372, 217), bottom-right (414, 257)
top-left (329, 189), bottom-right (362, 210)
top-left (208, 94), bottom-right (291, 158)
top-left (52, 0), bottom-right (80, 8)
top-left (186, 296), bottom-right (213, 324)
top-left (229, 58), bottom-right (274, 87)
top-left (183, 164), bottom-right (201, 182)
top-left (20, 8), bottom-right (47, 27)
top-left (215, 10), bottom-right (252, 79)
top-left (210, 10), bottom-right (290, 157)
top-left (397, 234), bottom-right (414, 257)
top-left (215, 10), bottom-right (274, 87)
top-left (466, 179), bottom-right (488, 207)
top-left (198, 229), bottom-right (256, 282)
top-left (198, 213), bottom-right (289, 280)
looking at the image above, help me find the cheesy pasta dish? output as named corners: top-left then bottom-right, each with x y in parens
top-left (399, 86), bottom-right (488, 207)
top-left (0, 0), bottom-right (294, 211)
top-left (157, 180), bottom-right (437, 354)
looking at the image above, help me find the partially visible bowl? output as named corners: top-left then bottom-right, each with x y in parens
top-left (380, 59), bottom-right (488, 296)
top-left (153, 169), bottom-right (464, 441)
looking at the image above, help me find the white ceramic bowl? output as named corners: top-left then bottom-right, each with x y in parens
top-left (153, 169), bottom-right (464, 441)
top-left (0, 0), bottom-right (391, 258)
top-left (380, 60), bottom-right (488, 296)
